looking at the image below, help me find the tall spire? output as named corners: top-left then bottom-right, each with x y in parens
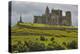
top-left (45, 6), bottom-right (49, 15)
top-left (19, 15), bottom-right (23, 23)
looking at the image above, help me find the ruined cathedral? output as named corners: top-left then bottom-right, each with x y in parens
top-left (34, 6), bottom-right (72, 26)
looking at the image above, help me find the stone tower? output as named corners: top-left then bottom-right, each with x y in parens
top-left (45, 6), bottom-right (49, 15)
top-left (66, 11), bottom-right (71, 26)
top-left (45, 6), bottom-right (50, 24)
top-left (19, 15), bottom-right (23, 23)
top-left (58, 10), bottom-right (62, 25)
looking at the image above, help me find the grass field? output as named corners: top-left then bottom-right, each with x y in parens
top-left (11, 23), bottom-right (78, 53)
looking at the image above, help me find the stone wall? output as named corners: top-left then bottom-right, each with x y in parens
top-left (34, 6), bottom-right (71, 26)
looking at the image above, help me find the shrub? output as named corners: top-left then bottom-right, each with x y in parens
top-left (27, 41), bottom-right (46, 51)
top-left (53, 42), bottom-right (65, 50)
top-left (11, 41), bottom-right (29, 53)
top-left (47, 43), bottom-right (55, 50)
top-left (50, 37), bottom-right (55, 41)
top-left (11, 44), bottom-right (18, 53)
top-left (40, 36), bottom-right (46, 41)
top-left (67, 40), bottom-right (78, 49)
top-left (62, 42), bottom-right (66, 46)
top-left (47, 41), bottom-right (65, 50)
top-left (36, 38), bottom-right (38, 40)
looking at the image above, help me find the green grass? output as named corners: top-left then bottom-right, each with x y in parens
top-left (11, 23), bottom-right (78, 52)
top-left (11, 35), bottom-right (77, 47)
top-left (18, 23), bottom-right (77, 28)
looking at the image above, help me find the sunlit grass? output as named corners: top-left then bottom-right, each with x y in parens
top-left (17, 23), bottom-right (77, 28)
top-left (11, 23), bottom-right (78, 52)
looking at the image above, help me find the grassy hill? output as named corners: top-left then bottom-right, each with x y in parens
top-left (11, 23), bottom-right (78, 53)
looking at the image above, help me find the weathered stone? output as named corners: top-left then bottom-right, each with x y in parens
top-left (34, 6), bottom-right (71, 26)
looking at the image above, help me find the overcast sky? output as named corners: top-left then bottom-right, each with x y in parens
top-left (11, 1), bottom-right (78, 26)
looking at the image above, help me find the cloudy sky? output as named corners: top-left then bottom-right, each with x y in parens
top-left (11, 1), bottom-right (78, 26)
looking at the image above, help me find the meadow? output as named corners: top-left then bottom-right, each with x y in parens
top-left (11, 23), bottom-right (78, 53)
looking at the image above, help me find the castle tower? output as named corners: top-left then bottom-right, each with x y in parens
top-left (66, 11), bottom-right (71, 26)
top-left (58, 10), bottom-right (62, 25)
top-left (19, 15), bottom-right (23, 23)
top-left (45, 6), bottom-right (50, 24)
top-left (45, 6), bottom-right (49, 15)
top-left (51, 9), bottom-right (62, 25)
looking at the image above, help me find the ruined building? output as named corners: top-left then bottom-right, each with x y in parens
top-left (34, 6), bottom-right (72, 26)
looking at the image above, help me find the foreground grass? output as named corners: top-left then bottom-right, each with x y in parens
top-left (11, 23), bottom-right (78, 53)
top-left (11, 35), bottom-right (77, 53)
top-left (11, 35), bottom-right (77, 47)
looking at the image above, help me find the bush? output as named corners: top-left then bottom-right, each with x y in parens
top-left (47, 41), bottom-right (65, 50)
top-left (36, 38), bottom-right (38, 40)
top-left (62, 42), bottom-right (66, 46)
top-left (40, 36), bottom-right (46, 41)
top-left (50, 37), bottom-right (55, 41)
top-left (11, 44), bottom-right (18, 53)
top-left (67, 40), bottom-right (78, 49)
top-left (12, 41), bottom-right (45, 52)
top-left (11, 41), bottom-right (29, 53)
top-left (26, 41), bottom-right (46, 51)
top-left (47, 43), bottom-right (55, 50)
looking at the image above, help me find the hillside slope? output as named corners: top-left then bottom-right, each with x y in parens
top-left (11, 23), bottom-right (78, 53)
